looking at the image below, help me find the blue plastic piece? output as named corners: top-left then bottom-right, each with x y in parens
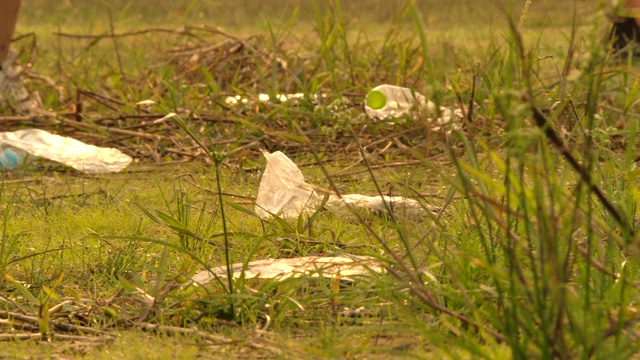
top-left (0, 148), bottom-right (22, 169)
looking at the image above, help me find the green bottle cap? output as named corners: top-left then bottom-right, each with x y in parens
top-left (366, 90), bottom-right (387, 110)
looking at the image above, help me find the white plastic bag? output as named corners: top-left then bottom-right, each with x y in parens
top-left (255, 150), bottom-right (322, 219)
top-left (190, 254), bottom-right (382, 284)
top-left (0, 129), bottom-right (132, 173)
top-left (255, 150), bottom-right (429, 219)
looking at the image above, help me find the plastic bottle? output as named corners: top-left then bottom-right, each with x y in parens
top-left (364, 84), bottom-right (426, 120)
top-left (0, 146), bottom-right (26, 169)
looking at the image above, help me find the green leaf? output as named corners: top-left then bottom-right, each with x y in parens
top-left (4, 274), bottom-right (38, 306)
top-left (138, 203), bottom-right (203, 240)
top-left (224, 198), bottom-right (259, 218)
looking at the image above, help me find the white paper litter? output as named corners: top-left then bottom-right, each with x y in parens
top-left (190, 254), bottom-right (382, 284)
top-left (254, 150), bottom-right (430, 219)
top-left (0, 129), bottom-right (132, 173)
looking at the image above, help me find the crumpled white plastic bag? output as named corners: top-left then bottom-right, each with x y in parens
top-left (0, 129), bottom-right (132, 173)
top-left (190, 254), bottom-right (382, 284)
top-left (255, 150), bottom-right (322, 219)
top-left (255, 150), bottom-right (428, 219)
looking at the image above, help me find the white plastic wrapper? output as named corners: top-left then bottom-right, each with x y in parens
top-left (255, 150), bottom-right (322, 219)
top-left (0, 129), bottom-right (132, 173)
top-left (190, 254), bottom-right (382, 284)
top-left (328, 193), bottom-right (427, 216)
top-left (255, 150), bottom-right (429, 219)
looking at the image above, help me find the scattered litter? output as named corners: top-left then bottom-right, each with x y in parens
top-left (255, 150), bottom-right (430, 219)
top-left (0, 129), bottom-right (133, 173)
top-left (190, 254), bottom-right (382, 284)
top-left (224, 92), bottom-right (325, 107)
top-left (225, 93), bottom-right (303, 106)
top-left (364, 84), bottom-right (463, 128)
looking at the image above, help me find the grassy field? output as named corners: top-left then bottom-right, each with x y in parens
top-left (2, 0), bottom-right (640, 358)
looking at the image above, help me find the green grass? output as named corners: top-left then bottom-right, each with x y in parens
top-left (2, 0), bottom-right (640, 358)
